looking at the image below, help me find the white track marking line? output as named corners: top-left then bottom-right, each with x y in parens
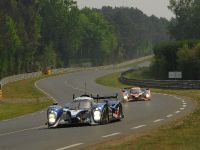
top-left (166, 114), bottom-right (173, 118)
top-left (182, 100), bottom-right (185, 103)
top-left (183, 105), bottom-right (187, 107)
top-left (35, 80), bottom-right (57, 102)
top-left (175, 111), bottom-right (180, 114)
top-left (131, 125), bottom-right (146, 129)
top-left (102, 132), bottom-right (120, 138)
top-left (180, 108), bottom-right (185, 110)
top-left (174, 96), bottom-right (179, 99)
top-left (2, 119), bottom-right (10, 122)
top-left (0, 125), bottom-right (45, 137)
top-left (40, 111), bottom-right (44, 114)
top-left (18, 116), bottom-right (24, 119)
top-left (56, 143), bottom-right (84, 150)
top-left (153, 119), bottom-right (163, 123)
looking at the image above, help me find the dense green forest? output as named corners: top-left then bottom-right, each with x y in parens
top-left (96, 6), bottom-right (170, 59)
top-left (0, 0), bottom-right (169, 78)
top-left (151, 0), bottom-right (200, 80)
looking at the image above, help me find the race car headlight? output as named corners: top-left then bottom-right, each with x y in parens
top-left (146, 94), bottom-right (150, 98)
top-left (93, 110), bottom-right (101, 121)
top-left (123, 95), bottom-right (128, 100)
top-left (48, 112), bottom-right (57, 124)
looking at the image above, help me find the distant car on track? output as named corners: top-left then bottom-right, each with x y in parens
top-left (46, 94), bottom-right (124, 128)
top-left (122, 87), bottom-right (151, 102)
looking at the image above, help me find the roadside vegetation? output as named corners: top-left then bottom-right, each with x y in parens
top-left (0, 0), bottom-right (169, 79)
top-left (124, 68), bottom-right (153, 79)
top-left (95, 7), bottom-right (169, 59)
top-left (0, 77), bottom-right (52, 120)
top-left (151, 40), bottom-right (200, 80)
top-left (150, 0), bottom-right (200, 80)
top-left (114, 55), bottom-right (154, 69)
top-left (94, 70), bottom-right (200, 150)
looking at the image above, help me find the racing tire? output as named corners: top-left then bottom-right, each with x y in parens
top-left (47, 123), bottom-right (51, 129)
top-left (117, 104), bottom-right (123, 120)
top-left (100, 108), bottom-right (109, 125)
top-left (123, 98), bottom-right (128, 103)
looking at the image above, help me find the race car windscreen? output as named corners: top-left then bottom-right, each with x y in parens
top-left (69, 100), bottom-right (91, 110)
top-left (130, 88), bottom-right (141, 94)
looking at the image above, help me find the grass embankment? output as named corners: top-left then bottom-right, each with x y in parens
top-left (0, 77), bottom-right (52, 120)
top-left (125, 69), bottom-right (153, 79)
top-left (93, 71), bottom-right (200, 150)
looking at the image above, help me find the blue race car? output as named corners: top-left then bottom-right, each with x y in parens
top-left (46, 94), bottom-right (123, 128)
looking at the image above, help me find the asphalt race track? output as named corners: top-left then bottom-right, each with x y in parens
top-left (0, 65), bottom-right (196, 150)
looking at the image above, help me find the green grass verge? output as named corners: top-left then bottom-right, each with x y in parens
top-left (96, 72), bottom-right (125, 88)
top-left (125, 68), bottom-right (153, 79)
top-left (0, 77), bottom-right (52, 120)
top-left (93, 71), bottom-right (200, 150)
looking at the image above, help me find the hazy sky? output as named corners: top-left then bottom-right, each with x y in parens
top-left (75, 0), bottom-right (174, 20)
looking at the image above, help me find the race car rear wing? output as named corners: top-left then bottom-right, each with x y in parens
top-left (122, 87), bottom-right (150, 92)
top-left (92, 94), bottom-right (118, 99)
top-left (92, 94), bottom-right (118, 103)
top-left (72, 93), bottom-right (118, 102)
top-left (73, 94), bottom-right (91, 99)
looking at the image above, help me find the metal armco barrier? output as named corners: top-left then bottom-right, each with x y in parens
top-left (119, 69), bottom-right (200, 89)
top-left (0, 68), bottom-right (82, 100)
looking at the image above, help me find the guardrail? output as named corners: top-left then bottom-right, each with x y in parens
top-left (0, 68), bottom-right (81, 88)
top-left (0, 55), bottom-right (153, 94)
top-left (119, 69), bottom-right (200, 89)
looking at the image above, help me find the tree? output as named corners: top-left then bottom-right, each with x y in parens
top-left (150, 40), bottom-right (199, 79)
top-left (40, 0), bottom-right (77, 67)
top-left (0, 15), bottom-right (22, 77)
top-left (41, 42), bottom-right (56, 68)
top-left (169, 0), bottom-right (200, 40)
top-left (0, 1), bottom-right (170, 77)
top-left (79, 8), bottom-right (120, 65)
top-left (96, 7), bottom-right (170, 59)
top-left (177, 43), bottom-right (200, 79)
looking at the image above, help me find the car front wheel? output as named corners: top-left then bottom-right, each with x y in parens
top-left (100, 108), bottom-right (109, 125)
